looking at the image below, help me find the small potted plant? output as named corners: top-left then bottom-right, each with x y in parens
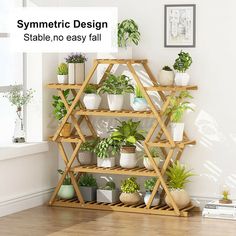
top-left (173, 51), bottom-right (192, 86)
top-left (57, 63), bottom-right (68, 84)
top-left (143, 147), bottom-right (163, 170)
top-left (164, 91), bottom-right (193, 141)
top-left (131, 86), bottom-right (148, 111)
top-left (219, 185), bottom-right (232, 204)
top-left (158, 66), bottom-right (174, 86)
top-left (94, 137), bottom-right (120, 168)
top-left (97, 181), bottom-right (120, 203)
top-left (165, 161), bottom-right (194, 209)
top-left (57, 169), bottom-right (75, 200)
top-left (144, 177), bottom-right (160, 206)
top-left (83, 84), bottom-right (101, 110)
top-left (120, 177), bottom-right (141, 205)
top-left (98, 73), bottom-right (134, 111)
top-left (78, 173), bottom-right (97, 201)
top-left (65, 53), bottom-right (87, 84)
top-left (111, 119), bottom-right (145, 169)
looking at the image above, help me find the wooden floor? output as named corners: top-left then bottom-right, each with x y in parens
top-left (0, 206), bottom-right (235, 236)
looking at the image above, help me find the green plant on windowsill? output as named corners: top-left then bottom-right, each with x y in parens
top-left (173, 51), bottom-right (192, 73)
top-left (57, 63), bottom-right (68, 75)
top-left (121, 177), bottom-right (140, 193)
top-left (78, 173), bottom-right (97, 187)
top-left (144, 177), bottom-right (157, 192)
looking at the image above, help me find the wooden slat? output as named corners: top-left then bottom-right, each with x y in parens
top-left (145, 85), bottom-right (198, 91)
top-left (47, 83), bottom-right (82, 89)
top-left (147, 140), bottom-right (196, 148)
top-left (96, 59), bottom-right (148, 64)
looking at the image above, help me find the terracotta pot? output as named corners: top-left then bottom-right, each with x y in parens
top-left (60, 123), bottom-right (71, 137)
top-left (165, 189), bottom-right (190, 209)
top-left (119, 192), bottom-right (141, 205)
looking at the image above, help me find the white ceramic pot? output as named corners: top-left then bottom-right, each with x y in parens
top-left (144, 192), bottom-right (160, 206)
top-left (107, 94), bottom-right (124, 111)
top-left (58, 185), bottom-right (75, 200)
top-left (158, 70), bottom-right (174, 86)
top-left (120, 147), bottom-right (137, 169)
top-left (119, 192), bottom-right (141, 205)
top-left (78, 151), bottom-right (93, 165)
top-left (83, 94), bottom-right (101, 110)
top-left (143, 157), bottom-right (160, 170)
top-left (170, 123), bottom-right (185, 141)
top-left (57, 75), bottom-right (68, 84)
top-left (132, 97), bottom-right (148, 111)
top-left (174, 72), bottom-right (190, 86)
top-left (165, 189), bottom-right (190, 209)
top-left (68, 63), bottom-right (85, 84)
top-left (97, 156), bottom-right (115, 168)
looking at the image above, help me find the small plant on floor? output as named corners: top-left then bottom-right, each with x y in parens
top-left (173, 51), bottom-right (192, 73)
top-left (162, 65), bottom-right (173, 71)
top-left (144, 177), bottom-right (157, 192)
top-left (57, 169), bottom-right (72, 185)
top-left (121, 177), bottom-right (140, 193)
top-left (84, 84), bottom-right (99, 94)
top-left (65, 53), bottom-right (87, 63)
top-left (79, 174), bottom-right (97, 187)
top-left (100, 181), bottom-right (116, 190)
top-left (57, 63), bottom-right (68, 75)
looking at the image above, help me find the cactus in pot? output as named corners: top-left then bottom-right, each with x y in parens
top-left (57, 63), bottom-right (68, 84)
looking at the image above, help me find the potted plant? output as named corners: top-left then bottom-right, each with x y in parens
top-left (131, 86), bottom-right (148, 111)
top-left (164, 91), bottom-right (193, 141)
top-left (165, 161), bottom-right (194, 209)
top-left (94, 137), bottom-right (120, 168)
top-left (57, 169), bottom-right (75, 200)
top-left (65, 53), bottom-right (87, 84)
top-left (97, 181), bottom-right (120, 203)
top-left (57, 63), bottom-right (68, 84)
top-left (120, 177), bottom-right (141, 205)
top-left (83, 84), bottom-right (101, 110)
top-left (143, 147), bottom-right (163, 170)
top-left (173, 51), bottom-right (192, 86)
top-left (158, 66), bottom-right (174, 86)
top-left (111, 119), bottom-right (145, 169)
top-left (144, 177), bottom-right (160, 206)
top-left (98, 73), bottom-right (134, 111)
top-left (78, 173), bottom-right (97, 201)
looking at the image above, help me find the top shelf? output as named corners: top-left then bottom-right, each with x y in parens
top-left (95, 59), bottom-right (147, 64)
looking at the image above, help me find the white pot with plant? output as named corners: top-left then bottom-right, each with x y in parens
top-left (78, 174), bottom-right (97, 201)
top-left (165, 91), bottom-right (193, 142)
top-left (97, 181), bottom-right (120, 203)
top-left (173, 51), bottom-right (192, 86)
top-left (98, 73), bottom-right (134, 111)
top-left (120, 177), bottom-right (141, 205)
top-left (65, 53), bottom-right (87, 84)
top-left (111, 119), bottom-right (145, 169)
top-left (83, 84), bottom-right (101, 110)
top-left (158, 66), bottom-right (174, 86)
top-left (57, 63), bottom-right (68, 84)
top-left (143, 148), bottom-right (163, 170)
top-left (144, 177), bottom-right (160, 206)
top-left (165, 161), bottom-right (194, 209)
top-left (131, 86), bottom-right (149, 111)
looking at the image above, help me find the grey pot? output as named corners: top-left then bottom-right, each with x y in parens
top-left (97, 189), bottom-right (120, 203)
top-left (79, 186), bottom-right (97, 201)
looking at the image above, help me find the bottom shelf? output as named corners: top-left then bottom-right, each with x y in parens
top-left (50, 198), bottom-right (195, 217)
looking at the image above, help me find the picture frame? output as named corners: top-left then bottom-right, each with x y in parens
top-left (164, 4), bottom-right (196, 47)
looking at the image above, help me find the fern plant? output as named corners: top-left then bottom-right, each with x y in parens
top-left (121, 177), bottom-right (140, 193)
top-left (84, 84), bottom-right (98, 94)
top-left (79, 174), bottom-right (97, 187)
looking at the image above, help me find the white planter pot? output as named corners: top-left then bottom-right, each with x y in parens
top-left (97, 46), bottom-right (132, 59)
top-left (58, 185), bottom-right (75, 200)
top-left (170, 123), bottom-right (184, 141)
top-left (165, 189), bottom-right (190, 209)
top-left (144, 192), bottom-right (160, 206)
top-left (83, 94), bottom-right (101, 110)
top-left (57, 75), bottom-right (68, 84)
top-left (120, 152), bottom-right (137, 169)
top-left (107, 94), bottom-right (124, 111)
top-left (131, 97), bottom-right (148, 111)
top-left (119, 192), bottom-right (141, 205)
top-left (174, 72), bottom-right (190, 86)
top-left (78, 151), bottom-right (93, 165)
top-left (143, 157), bottom-right (160, 170)
top-left (97, 156), bottom-right (115, 168)
top-left (158, 70), bottom-right (174, 86)
top-left (68, 63), bottom-right (85, 84)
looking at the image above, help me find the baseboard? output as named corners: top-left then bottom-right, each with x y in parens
top-left (0, 188), bottom-right (54, 217)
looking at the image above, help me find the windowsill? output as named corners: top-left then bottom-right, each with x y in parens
top-left (0, 142), bottom-right (49, 161)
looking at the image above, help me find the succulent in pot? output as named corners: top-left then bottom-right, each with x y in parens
top-left (83, 84), bottom-right (101, 110)
top-left (131, 86), bottom-right (148, 111)
top-left (98, 73), bottom-right (134, 111)
top-left (173, 51), bottom-right (192, 86)
top-left (57, 63), bottom-right (68, 84)
top-left (120, 177), bottom-right (141, 205)
top-left (143, 147), bottom-right (163, 170)
top-left (158, 66), bottom-right (174, 86)
top-left (97, 181), bottom-right (120, 203)
top-left (144, 177), bottom-right (160, 206)
top-left (111, 119), bottom-right (145, 169)
top-left (165, 161), bottom-right (194, 209)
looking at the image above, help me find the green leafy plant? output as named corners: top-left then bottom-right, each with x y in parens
top-left (84, 84), bottom-right (98, 94)
top-left (222, 190), bottom-right (230, 200)
top-left (79, 173), bottom-right (97, 187)
top-left (144, 147), bottom-right (163, 158)
top-left (144, 177), bottom-right (157, 192)
top-left (166, 161), bottom-right (194, 190)
top-left (58, 169), bottom-right (72, 185)
top-left (98, 73), bottom-right (134, 95)
top-left (162, 66), bottom-right (173, 71)
top-left (121, 177), bottom-right (140, 193)
top-left (173, 51), bottom-right (192, 72)
top-left (100, 181), bottom-right (116, 190)
top-left (57, 63), bottom-right (68, 75)
top-left (80, 138), bottom-right (99, 152)
top-left (118, 19), bottom-right (141, 48)
top-left (164, 91), bottom-right (193, 122)
top-left (111, 119), bottom-right (145, 146)
top-left (135, 86), bottom-right (144, 98)
top-left (65, 53), bottom-right (87, 63)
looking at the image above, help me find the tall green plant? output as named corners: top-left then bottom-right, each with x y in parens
top-left (135, 86), bottom-right (144, 98)
top-left (173, 51), bottom-right (192, 72)
top-left (121, 177), bottom-right (140, 193)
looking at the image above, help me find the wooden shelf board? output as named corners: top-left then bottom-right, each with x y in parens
top-left (147, 139), bottom-right (196, 148)
top-left (96, 59), bottom-right (148, 64)
top-left (47, 83), bottom-right (82, 89)
top-left (145, 85), bottom-right (198, 91)
top-left (48, 135), bottom-right (94, 143)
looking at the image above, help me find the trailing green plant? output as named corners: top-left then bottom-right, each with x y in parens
top-left (144, 177), bottom-right (157, 192)
top-left (166, 161), bottom-right (194, 190)
top-left (65, 53), bottom-right (87, 63)
top-left (58, 169), bottom-right (72, 185)
top-left (100, 181), bottom-right (116, 190)
top-left (135, 86), bottom-right (144, 98)
top-left (80, 138), bottom-right (99, 152)
top-left (121, 177), bottom-right (140, 193)
top-left (98, 73), bottom-right (134, 95)
top-left (173, 51), bottom-right (192, 72)
top-left (118, 19), bottom-right (140, 48)
top-left (164, 91), bottom-right (193, 123)
top-left (57, 63), bottom-right (68, 75)
top-left (144, 147), bottom-right (163, 158)
top-left (84, 84), bottom-right (98, 94)
top-left (111, 119), bottom-right (145, 146)
top-left (162, 66), bottom-right (173, 71)
top-left (79, 173), bottom-right (97, 187)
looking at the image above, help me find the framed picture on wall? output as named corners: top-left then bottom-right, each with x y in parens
top-left (164, 4), bottom-right (196, 47)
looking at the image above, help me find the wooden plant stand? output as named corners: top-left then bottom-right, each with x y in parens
top-left (48, 59), bottom-right (198, 217)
